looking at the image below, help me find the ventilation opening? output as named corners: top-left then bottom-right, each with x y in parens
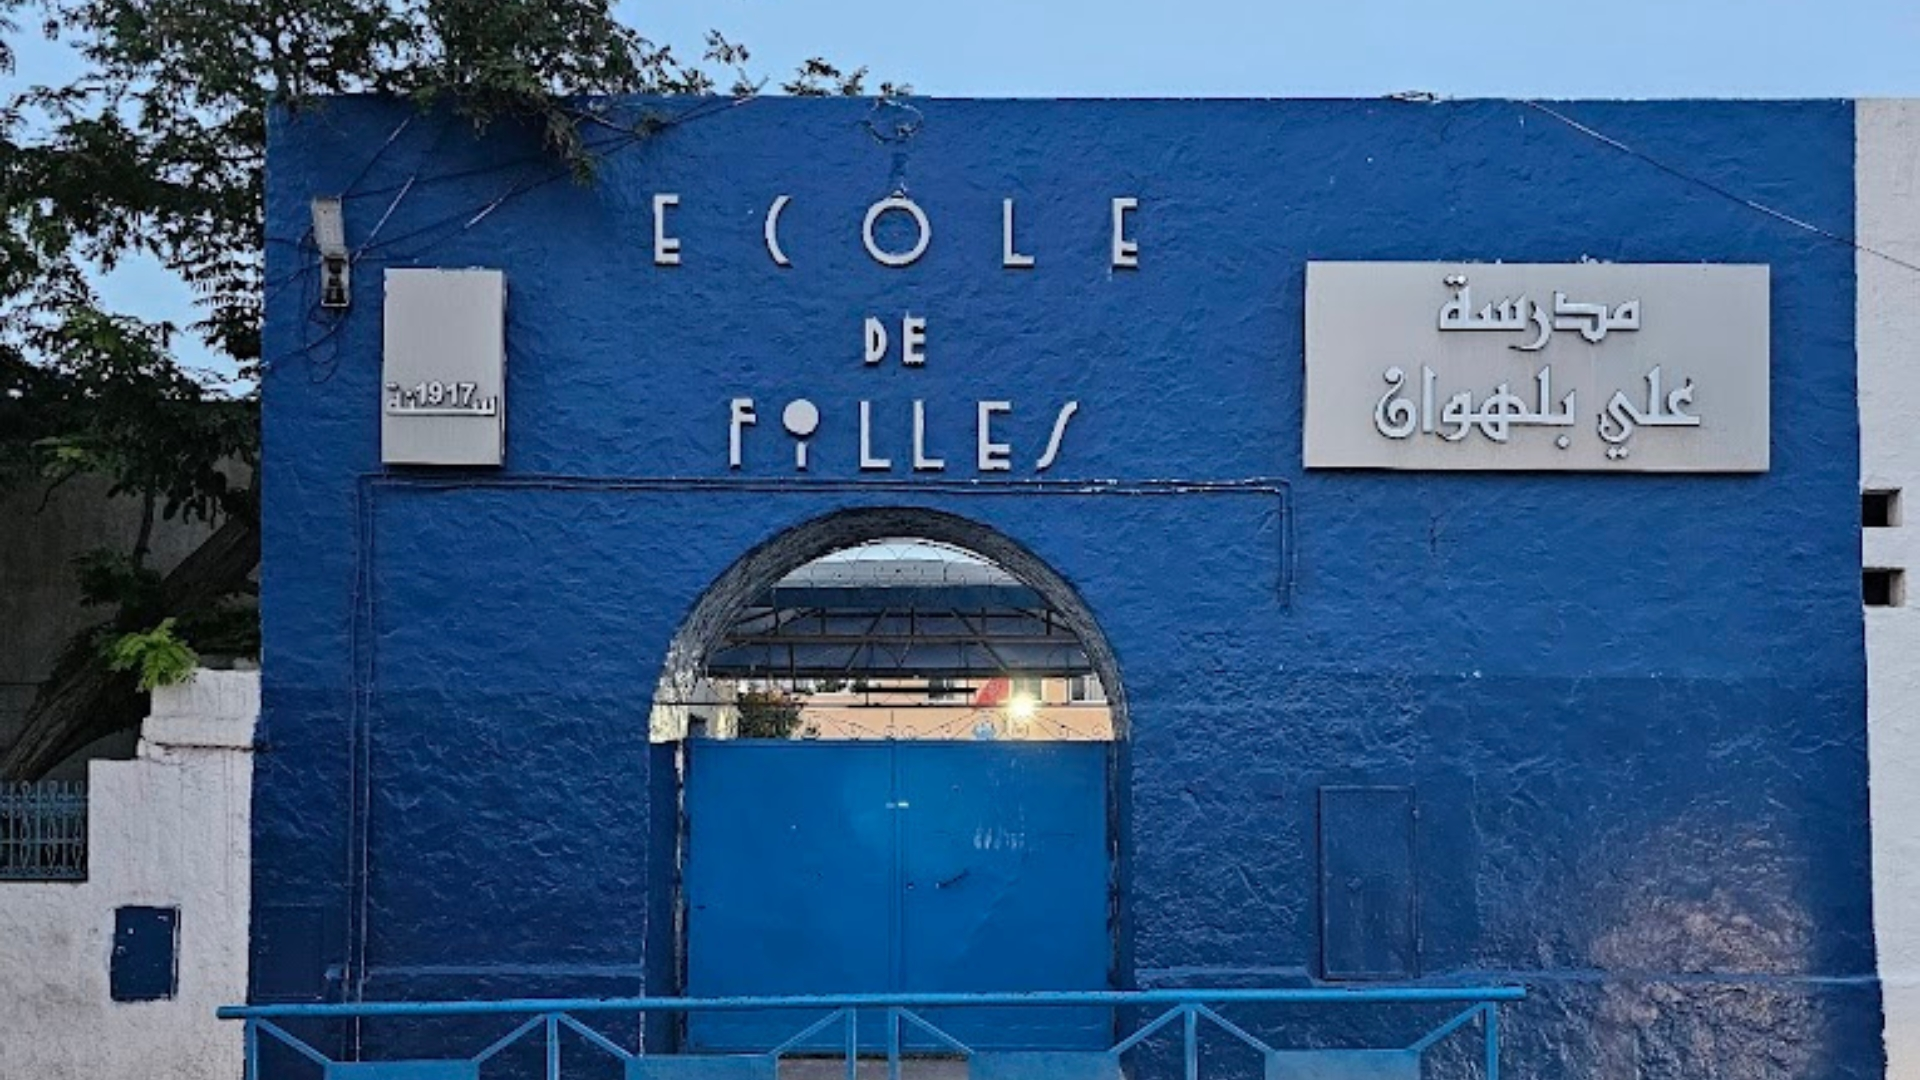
top-left (1866, 568), bottom-right (1906, 608)
top-left (1865, 489), bottom-right (1902, 528)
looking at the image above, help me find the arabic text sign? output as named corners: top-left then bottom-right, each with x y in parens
top-left (1303, 262), bottom-right (1770, 472)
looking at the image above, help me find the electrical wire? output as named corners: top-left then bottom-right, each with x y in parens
top-left (1519, 99), bottom-right (1920, 275)
top-left (267, 94), bottom-right (1920, 381)
top-left (336, 114), bottom-right (417, 201)
top-left (272, 95), bottom-right (751, 254)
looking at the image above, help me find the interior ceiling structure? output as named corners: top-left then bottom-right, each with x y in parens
top-left (705, 542), bottom-right (1094, 679)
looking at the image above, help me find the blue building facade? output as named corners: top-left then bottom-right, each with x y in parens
top-left (258, 98), bottom-right (1878, 1076)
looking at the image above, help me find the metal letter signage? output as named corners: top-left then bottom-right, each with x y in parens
top-left (1303, 262), bottom-right (1769, 472)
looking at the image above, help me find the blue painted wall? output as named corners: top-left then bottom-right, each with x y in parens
top-left (259, 98), bottom-right (1877, 1075)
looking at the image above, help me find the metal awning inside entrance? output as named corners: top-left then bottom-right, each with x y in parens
top-left (704, 556), bottom-right (1094, 679)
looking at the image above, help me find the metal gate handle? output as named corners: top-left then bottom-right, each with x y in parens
top-left (936, 869), bottom-right (970, 889)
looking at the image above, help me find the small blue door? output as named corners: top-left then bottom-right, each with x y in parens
top-left (685, 741), bottom-right (1111, 1052)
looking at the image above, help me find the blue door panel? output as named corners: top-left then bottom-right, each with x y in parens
top-left (686, 742), bottom-right (895, 1050)
top-left (898, 743), bottom-right (1110, 1048)
top-left (110, 905), bottom-right (180, 1002)
top-left (685, 741), bottom-right (1111, 1053)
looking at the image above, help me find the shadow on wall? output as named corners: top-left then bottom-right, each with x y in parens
top-left (1470, 816), bottom-right (1822, 1077)
top-left (0, 472), bottom-right (243, 778)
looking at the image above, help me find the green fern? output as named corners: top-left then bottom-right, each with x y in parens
top-left (102, 618), bottom-right (198, 691)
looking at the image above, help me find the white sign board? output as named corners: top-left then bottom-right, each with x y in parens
top-left (382, 269), bottom-right (506, 466)
top-left (1303, 262), bottom-right (1769, 472)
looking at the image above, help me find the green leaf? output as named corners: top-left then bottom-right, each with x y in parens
top-left (101, 617), bottom-right (199, 691)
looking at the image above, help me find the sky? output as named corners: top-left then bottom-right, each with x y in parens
top-left (7, 0), bottom-right (1919, 384)
top-left (641, 0), bottom-right (1920, 100)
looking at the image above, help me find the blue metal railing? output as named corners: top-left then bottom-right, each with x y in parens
top-left (0, 780), bottom-right (87, 881)
top-left (218, 986), bottom-right (1523, 1080)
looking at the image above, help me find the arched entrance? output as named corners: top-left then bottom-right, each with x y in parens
top-left (650, 509), bottom-right (1127, 1052)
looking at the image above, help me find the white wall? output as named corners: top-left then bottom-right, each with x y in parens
top-left (1860, 99), bottom-right (1920, 1079)
top-left (0, 669), bottom-right (255, 1080)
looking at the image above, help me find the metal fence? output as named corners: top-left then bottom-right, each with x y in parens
top-left (0, 779), bottom-right (88, 881)
top-left (218, 986), bottom-right (1523, 1080)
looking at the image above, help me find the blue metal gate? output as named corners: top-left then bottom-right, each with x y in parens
top-left (684, 740), bottom-right (1112, 1052)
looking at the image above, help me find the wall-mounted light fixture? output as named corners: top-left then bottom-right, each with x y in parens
top-left (311, 197), bottom-right (349, 309)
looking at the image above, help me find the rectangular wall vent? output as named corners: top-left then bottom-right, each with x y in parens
top-left (1865, 489), bottom-right (1902, 528)
top-left (1318, 786), bottom-right (1418, 980)
top-left (1866, 568), bottom-right (1906, 608)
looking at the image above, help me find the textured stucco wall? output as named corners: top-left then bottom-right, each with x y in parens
top-left (1859, 99), bottom-right (1920, 1079)
top-left (0, 670), bottom-right (255, 1079)
top-left (258, 98), bottom-right (1877, 1076)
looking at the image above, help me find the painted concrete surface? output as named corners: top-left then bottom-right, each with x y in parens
top-left (1860, 99), bottom-right (1920, 1079)
top-left (0, 670), bottom-right (255, 1079)
top-left (259, 99), bottom-right (1875, 1075)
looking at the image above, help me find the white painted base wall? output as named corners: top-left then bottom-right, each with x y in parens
top-left (1861, 99), bottom-right (1920, 1079)
top-left (0, 670), bottom-right (256, 1080)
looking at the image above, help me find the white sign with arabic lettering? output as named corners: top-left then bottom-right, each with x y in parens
top-left (1303, 262), bottom-right (1769, 472)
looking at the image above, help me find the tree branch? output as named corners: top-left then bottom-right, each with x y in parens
top-left (0, 511), bottom-right (258, 779)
